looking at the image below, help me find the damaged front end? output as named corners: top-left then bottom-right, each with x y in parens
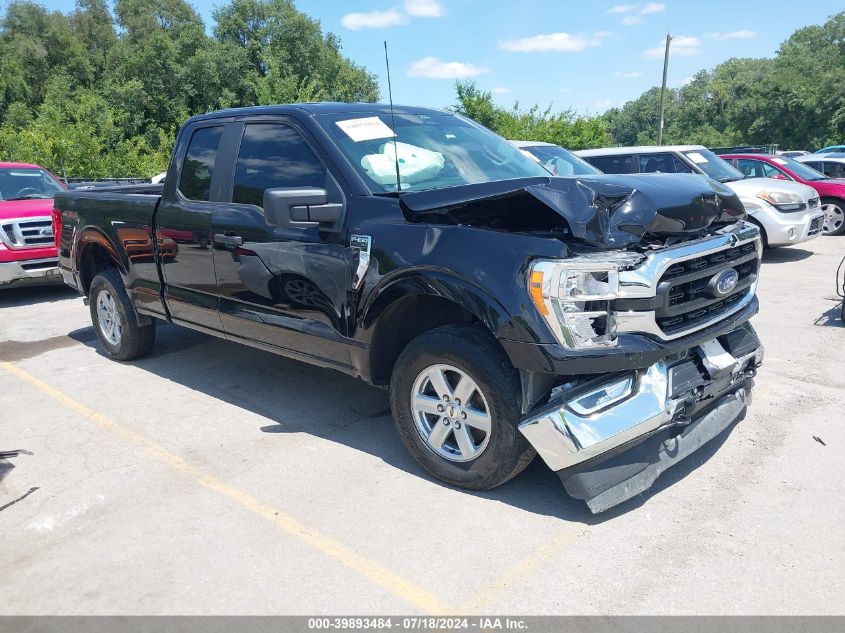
top-left (399, 173), bottom-right (745, 248)
top-left (519, 323), bottom-right (762, 513)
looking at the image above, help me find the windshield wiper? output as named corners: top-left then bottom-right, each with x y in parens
top-left (717, 176), bottom-right (743, 183)
top-left (6, 195), bottom-right (49, 200)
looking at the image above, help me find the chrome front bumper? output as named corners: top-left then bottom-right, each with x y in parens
top-left (518, 334), bottom-right (762, 473)
top-left (0, 257), bottom-right (61, 286)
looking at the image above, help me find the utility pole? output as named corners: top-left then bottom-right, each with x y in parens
top-left (657, 32), bottom-right (672, 145)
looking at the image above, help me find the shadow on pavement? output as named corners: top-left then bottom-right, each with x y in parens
top-left (67, 321), bottom-right (743, 524)
top-left (814, 300), bottom-right (845, 328)
top-left (762, 247), bottom-right (813, 264)
top-left (0, 284), bottom-right (77, 308)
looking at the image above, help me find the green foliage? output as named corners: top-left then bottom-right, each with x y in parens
top-left (605, 12), bottom-right (845, 150)
top-left (0, 0), bottom-right (379, 178)
top-left (452, 81), bottom-right (611, 150)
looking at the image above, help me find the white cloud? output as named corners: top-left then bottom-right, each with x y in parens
top-left (622, 15), bottom-right (643, 26)
top-left (492, 86), bottom-right (511, 94)
top-left (404, 0), bottom-right (444, 17)
top-left (645, 35), bottom-right (700, 59)
top-left (706, 30), bottom-right (757, 41)
top-left (407, 56), bottom-right (489, 79)
top-left (341, 9), bottom-right (405, 30)
top-left (640, 2), bottom-right (666, 14)
top-left (499, 31), bottom-right (609, 53)
top-left (608, 3), bottom-right (636, 12)
top-left (594, 99), bottom-right (614, 111)
top-left (615, 71), bottom-right (642, 78)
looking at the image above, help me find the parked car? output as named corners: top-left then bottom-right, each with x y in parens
top-left (778, 150), bottom-right (810, 158)
top-left (0, 162), bottom-right (66, 288)
top-left (815, 145), bottom-right (845, 154)
top-left (576, 145), bottom-right (824, 248)
top-left (795, 154), bottom-right (845, 180)
top-left (721, 153), bottom-right (845, 236)
top-left (54, 104), bottom-right (764, 513)
top-left (509, 141), bottom-right (601, 176)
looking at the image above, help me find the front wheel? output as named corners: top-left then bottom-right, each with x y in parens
top-left (389, 324), bottom-right (535, 490)
top-left (89, 268), bottom-right (156, 361)
top-left (821, 198), bottom-right (845, 236)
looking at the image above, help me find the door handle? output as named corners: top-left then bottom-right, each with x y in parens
top-left (214, 233), bottom-right (243, 246)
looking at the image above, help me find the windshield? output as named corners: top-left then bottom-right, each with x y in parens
top-left (317, 112), bottom-right (548, 193)
top-left (0, 167), bottom-right (64, 200)
top-left (772, 156), bottom-right (828, 181)
top-left (681, 149), bottom-right (745, 182)
top-left (518, 145), bottom-right (601, 176)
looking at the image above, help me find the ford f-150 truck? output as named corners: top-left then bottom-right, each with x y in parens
top-left (55, 104), bottom-right (764, 513)
top-left (1, 162), bottom-right (66, 287)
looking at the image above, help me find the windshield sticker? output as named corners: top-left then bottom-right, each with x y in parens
top-left (686, 152), bottom-right (709, 164)
top-left (773, 158), bottom-right (787, 164)
top-left (336, 117), bottom-right (396, 142)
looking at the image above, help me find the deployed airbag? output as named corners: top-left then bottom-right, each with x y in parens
top-left (361, 141), bottom-right (445, 186)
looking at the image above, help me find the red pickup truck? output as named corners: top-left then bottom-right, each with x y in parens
top-left (0, 162), bottom-right (66, 288)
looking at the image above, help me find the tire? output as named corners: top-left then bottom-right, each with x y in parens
top-left (389, 323), bottom-right (535, 490)
top-left (89, 268), bottom-right (156, 361)
top-left (821, 198), bottom-right (845, 236)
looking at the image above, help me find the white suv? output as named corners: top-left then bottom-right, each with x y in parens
top-left (576, 145), bottom-right (824, 247)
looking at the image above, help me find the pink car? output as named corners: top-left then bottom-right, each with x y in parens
top-left (0, 162), bottom-right (66, 288)
top-left (722, 153), bottom-right (845, 236)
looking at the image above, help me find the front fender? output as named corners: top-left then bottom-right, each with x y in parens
top-left (357, 269), bottom-right (512, 343)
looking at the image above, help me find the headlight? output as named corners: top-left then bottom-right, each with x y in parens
top-left (528, 253), bottom-right (641, 349)
top-left (757, 190), bottom-right (805, 212)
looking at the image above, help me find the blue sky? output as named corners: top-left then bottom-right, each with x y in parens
top-left (37, 0), bottom-right (844, 114)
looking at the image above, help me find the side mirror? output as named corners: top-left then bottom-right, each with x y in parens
top-left (263, 187), bottom-right (342, 229)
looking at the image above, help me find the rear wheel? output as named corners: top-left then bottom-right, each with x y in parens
top-left (89, 268), bottom-right (155, 361)
top-left (821, 198), bottom-right (845, 236)
top-left (389, 323), bottom-right (535, 490)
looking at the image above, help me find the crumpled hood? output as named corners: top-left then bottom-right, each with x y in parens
top-left (400, 173), bottom-right (745, 248)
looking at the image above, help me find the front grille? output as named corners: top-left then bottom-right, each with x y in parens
top-left (655, 242), bottom-right (759, 335)
top-left (0, 217), bottom-right (54, 249)
top-left (809, 215), bottom-right (823, 235)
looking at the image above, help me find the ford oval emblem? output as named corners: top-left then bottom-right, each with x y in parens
top-left (707, 267), bottom-right (739, 298)
top-left (40, 227), bottom-right (54, 237)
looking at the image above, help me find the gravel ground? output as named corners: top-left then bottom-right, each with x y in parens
top-left (1, 235), bottom-right (843, 615)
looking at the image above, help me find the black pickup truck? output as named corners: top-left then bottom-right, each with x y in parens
top-left (54, 103), bottom-right (764, 513)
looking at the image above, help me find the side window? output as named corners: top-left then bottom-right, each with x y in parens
top-left (760, 163), bottom-right (786, 178)
top-left (823, 162), bottom-right (845, 178)
top-left (587, 154), bottom-right (636, 174)
top-left (179, 126), bottom-right (223, 201)
top-left (639, 153), bottom-right (694, 174)
top-left (737, 159), bottom-right (763, 178)
top-left (233, 123), bottom-right (329, 208)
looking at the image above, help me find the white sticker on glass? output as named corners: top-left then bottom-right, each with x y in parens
top-left (336, 117), bottom-right (396, 142)
top-left (686, 152), bottom-right (709, 164)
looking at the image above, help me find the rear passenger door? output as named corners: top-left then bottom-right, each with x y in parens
top-left (209, 118), bottom-right (355, 369)
top-left (157, 123), bottom-right (226, 332)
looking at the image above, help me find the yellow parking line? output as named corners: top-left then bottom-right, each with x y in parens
top-left (456, 523), bottom-right (587, 613)
top-left (0, 361), bottom-right (449, 614)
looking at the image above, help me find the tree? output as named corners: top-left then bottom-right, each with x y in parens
top-left (452, 80), bottom-right (611, 149)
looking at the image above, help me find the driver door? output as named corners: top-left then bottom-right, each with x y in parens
top-left (209, 119), bottom-right (356, 369)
